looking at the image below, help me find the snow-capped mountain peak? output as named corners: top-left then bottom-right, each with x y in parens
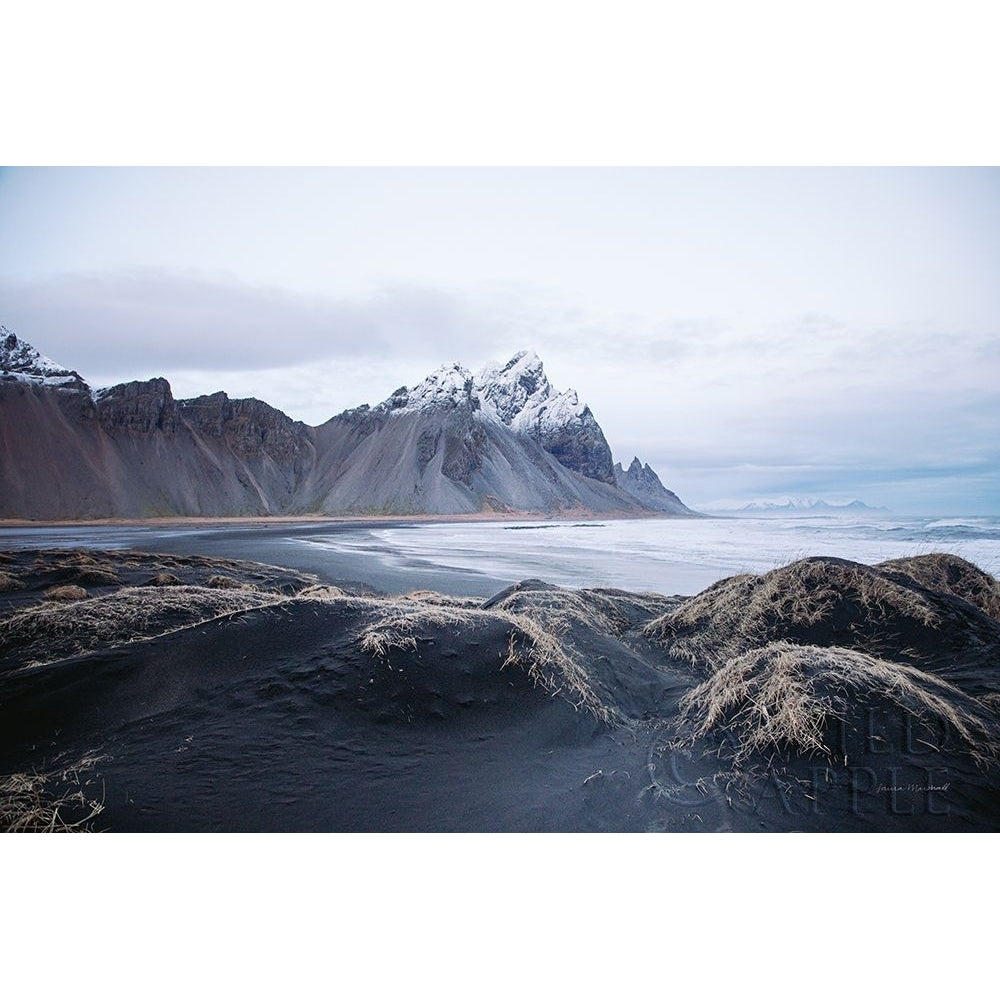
top-left (474, 350), bottom-right (554, 425)
top-left (385, 350), bottom-right (588, 428)
top-left (473, 350), bottom-right (594, 439)
top-left (383, 362), bottom-right (476, 413)
top-left (373, 351), bottom-right (616, 484)
top-left (698, 496), bottom-right (889, 514)
top-left (477, 351), bottom-right (614, 482)
top-left (0, 327), bottom-right (87, 390)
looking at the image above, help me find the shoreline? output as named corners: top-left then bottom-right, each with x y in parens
top-left (0, 509), bottom-right (693, 530)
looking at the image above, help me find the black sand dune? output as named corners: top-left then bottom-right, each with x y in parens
top-left (2, 549), bottom-right (999, 832)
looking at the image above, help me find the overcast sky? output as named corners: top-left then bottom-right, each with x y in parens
top-left (1, 166), bottom-right (997, 514)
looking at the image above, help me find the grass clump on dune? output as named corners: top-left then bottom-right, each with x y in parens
top-left (487, 584), bottom-right (681, 658)
top-left (500, 613), bottom-right (614, 722)
top-left (676, 640), bottom-right (1000, 768)
top-left (65, 568), bottom-right (121, 587)
top-left (297, 584), bottom-right (350, 601)
top-left (1, 751), bottom-right (108, 832)
top-left (877, 553), bottom-right (1000, 622)
top-left (403, 589), bottom-right (482, 608)
top-left (354, 588), bottom-right (624, 723)
top-left (357, 598), bottom-right (501, 659)
top-left (0, 586), bottom-right (285, 670)
top-left (43, 584), bottom-right (88, 602)
top-left (644, 556), bottom-right (949, 673)
top-left (206, 574), bottom-right (257, 591)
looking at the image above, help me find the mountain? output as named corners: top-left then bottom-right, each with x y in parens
top-left (0, 327), bottom-right (696, 520)
top-left (613, 457), bottom-right (693, 514)
top-left (701, 496), bottom-right (890, 515)
top-left (303, 358), bottom-right (638, 515)
top-left (739, 499), bottom-right (889, 514)
top-left (1, 327), bottom-right (87, 390)
top-left (474, 350), bottom-right (616, 484)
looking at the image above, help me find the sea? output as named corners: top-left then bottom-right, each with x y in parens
top-left (2, 512), bottom-right (998, 598)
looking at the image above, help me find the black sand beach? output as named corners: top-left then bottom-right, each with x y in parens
top-left (0, 519), bottom-right (518, 599)
top-left (2, 545), bottom-right (1000, 832)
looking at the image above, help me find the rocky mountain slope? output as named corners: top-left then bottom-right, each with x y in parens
top-left (0, 327), bottom-right (695, 519)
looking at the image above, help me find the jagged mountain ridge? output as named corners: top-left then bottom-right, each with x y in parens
top-left (0, 329), bottom-right (695, 519)
top-left (475, 350), bottom-right (616, 484)
top-left (613, 457), bottom-right (690, 513)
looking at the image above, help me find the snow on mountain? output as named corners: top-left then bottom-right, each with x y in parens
top-left (0, 326), bottom-right (88, 390)
top-left (475, 349), bottom-right (588, 436)
top-left (475, 350), bottom-right (551, 421)
top-left (741, 498), bottom-right (886, 513)
top-left (382, 363), bottom-right (477, 413)
top-left (363, 350), bottom-right (617, 485)
top-left (474, 350), bottom-right (615, 483)
top-left (384, 350), bottom-right (584, 428)
top-left (700, 496), bottom-right (889, 514)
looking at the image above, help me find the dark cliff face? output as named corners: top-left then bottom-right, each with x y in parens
top-left (178, 392), bottom-right (312, 460)
top-left (94, 380), bottom-right (313, 459)
top-left (441, 420), bottom-right (488, 486)
top-left (97, 378), bottom-right (178, 433)
top-left (530, 405), bottom-right (616, 485)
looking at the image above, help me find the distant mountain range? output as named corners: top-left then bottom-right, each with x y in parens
top-left (0, 327), bottom-right (696, 520)
top-left (704, 497), bottom-right (890, 515)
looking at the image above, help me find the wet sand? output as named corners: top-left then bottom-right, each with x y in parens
top-left (0, 509), bottom-right (667, 529)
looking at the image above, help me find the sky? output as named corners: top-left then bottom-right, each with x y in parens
top-left (1, 166), bottom-right (998, 514)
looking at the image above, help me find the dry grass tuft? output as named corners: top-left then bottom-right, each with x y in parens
top-left (69, 568), bottom-right (121, 587)
top-left (500, 612), bottom-right (614, 722)
top-left (357, 599), bottom-right (490, 660)
top-left (1, 586), bottom-right (284, 669)
top-left (1, 751), bottom-right (108, 832)
top-left (677, 640), bottom-right (1000, 768)
top-left (0, 571), bottom-right (23, 593)
top-left (404, 590), bottom-right (483, 608)
top-left (206, 574), bottom-right (257, 591)
top-left (297, 584), bottom-right (350, 601)
top-left (488, 586), bottom-right (640, 639)
top-left (64, 551), bottom-right (98, 566)
top-left (979, 692), bottom-right (1000, 714)
top-left (877, 553), bottom-right (1000, 622)
top-left (644, 557), bottom-right (947, 673)
top-left (43, 584), bottom-right (88, 602)
top-left (356, 588), bottom-right (623, 722)
top-left (145, 572), bottom-right (182, 587)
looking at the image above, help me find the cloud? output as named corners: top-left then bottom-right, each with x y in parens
top-left (589, 315), bottom-right (999, 510)
top-left (0, 269), bottom-right (508, 380)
